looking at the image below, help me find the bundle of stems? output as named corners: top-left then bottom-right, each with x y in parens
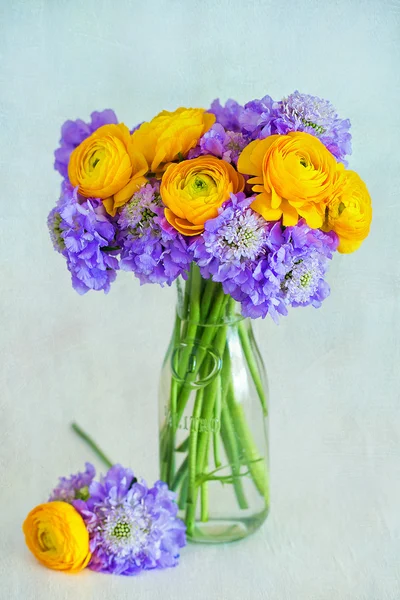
top-left (160, 264), bottom-right (269, 536)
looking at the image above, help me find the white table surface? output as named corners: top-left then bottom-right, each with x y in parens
top-left (1, 1), bottom-right (399, 598)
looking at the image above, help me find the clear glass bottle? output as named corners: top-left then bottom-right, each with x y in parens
top-left (159, 265), bottom-right (269, 543)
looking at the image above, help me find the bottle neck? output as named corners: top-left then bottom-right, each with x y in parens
top-left (176, 265), bottom-right (245, 327)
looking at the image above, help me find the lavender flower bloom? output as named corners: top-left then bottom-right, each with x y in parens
top-left (188, 124), bottom-right (249, 165)
top-left (209, 98), bottom-right (244, 132)
top-left (76, 464), bottom-right (186, 576)
top-left (118, 183), bottom-right (192, 286)
top-left (192, 193), bottom-right (285, 321)
top-left (274, 91), bottom-right (352, 162)
top-left (47, 206), bottom-right (66, 254)
top-left (193, 193), bottom-right (268, 271)
top-left (49, 463), bottom-right (96, 503)
top-left (47, 186), bottom-right (119, 294)
top-left (266, 221), bottom-right (338, 309)
top-left (239, 95), bottom-right (280, 139)
top-left (54, 109), bottom-right (118, 178)
top-left (193, 196), bottom-right (338, 321)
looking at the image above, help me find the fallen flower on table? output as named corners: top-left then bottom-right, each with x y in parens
top-left (23, 462), bottom-right (186, 576)
top-left (22, 501), bottom-right (91, 573)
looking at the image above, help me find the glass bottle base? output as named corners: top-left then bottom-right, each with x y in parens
top-left (186, 510), bottom-right (269, 544)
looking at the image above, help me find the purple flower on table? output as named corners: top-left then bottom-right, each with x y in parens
top-left (209, 98), bottom-right (244, 132)
top-left (75, 464), bottom-right (186, 576)
top-left (54, 109), bottom-right (118, 178)
top-left (47, 186), bottom-right (119, 294)
top-left (239, 95), bottom-right (280, 139)
top-left (274, 91), bottom-right (352, 162)
top-left (49, 463), bottom-right (96, 503)
top-left (117, 183), bottom-right (192, 286)
top-left (188, 124), bottom-right (249, 165)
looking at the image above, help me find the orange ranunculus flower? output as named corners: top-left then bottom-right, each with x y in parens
top-left (237, 131), bottom-right (344, 228)
top-left (160, 156), bottom-right (245, 236)
top-left (324, 170), bottom-right (372, 253)
top-left (68, 123), bottom-right (148, 216)
top-left (22, 502), bottom-right (91, 573)
top-left (131, 107), bottom-right (215, 173)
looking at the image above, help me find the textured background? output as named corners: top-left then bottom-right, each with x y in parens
top-left (1, 1), bottom-right (399, 598)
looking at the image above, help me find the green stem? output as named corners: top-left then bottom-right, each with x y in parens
top-left (221, 341), bottom-right (268, 501)
top-left (213, 376), bottom-right (222, 468)
top-left (185, 384), bottom-right (205, 535)
top-left (175, 436), bottom-right (189, 453)
top-left (238, 320), bottom-right (268, 417)
top-left (71, 422), bottom-right (113, 470)
top-left (226, 387), bottom-right (269, 501)
top-left (165, 312), bottom-right (182, 485)
top-left (200, 278), bottom-right (216, 321)
top-left (177, 264), bottom-right (202, 380)
top-left (200, 466), bottom-right (209, 522)
top-left (195, 324), bottom-right (227, 476)
top-left (178, 475), bottom-right (189, 510)
top-left (220, 401), bottom-right (249, 509)
top-left (171, 456), bottom-right (188, 492)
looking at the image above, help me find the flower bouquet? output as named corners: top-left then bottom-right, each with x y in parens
top-left (48, 92), bottom-right (372, 543)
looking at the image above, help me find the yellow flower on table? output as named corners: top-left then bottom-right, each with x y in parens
top-left (237, 131), bottom-right (344, 228)
top-left (131, 107), bottom-right (215, 173)
top-left (161, 155), bottom-right (245, 236)
top-left (68, 123), bottom-right (149, 216)
top-left (22, 501), bottom-right (91, 573)
top-left (324, 170), bottom-right (372, 253)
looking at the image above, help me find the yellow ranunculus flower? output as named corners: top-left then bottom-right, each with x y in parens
top-left (237, 131), bottom-right (344, 228)
top-left (131, 107), bottom-right (215, 173)
top-left (68, 123), bottom-right (148, 216)
top-left (160, 155), bottom-right (245, 236)
top-left (324, 170), bottom-right (372, 253)
top-left (22, 502), bottom-right (91, 573)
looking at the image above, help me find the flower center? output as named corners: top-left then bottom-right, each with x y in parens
top-left (88, 148), bottom-right (105, 172)
top-left (300, 117), bottom-right (326, 135)
top-left (101, 505), bottom-right (152, 558)
top-left (187, 173), bottom-right (216, 198)
top-left (282, 254), bottom-right (322, 304)
top-left (299, 271), bottom-right (312, 287)
top-left (112, 521), bottom-right (131, 539)
top-left (75, 486), bottom-right (90, 501)
top-left (213, 209), bottom-right (267, 261)
top-left (39, 529), bottom-right (56, 552)
top-left (49, 211), bottom-right (66, 251)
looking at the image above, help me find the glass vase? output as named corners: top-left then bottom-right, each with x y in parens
top-left (159, 264), bottom-right (269, 543)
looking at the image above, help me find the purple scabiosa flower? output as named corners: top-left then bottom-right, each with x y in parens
top-left (192, 193), bottom-right (285, 321)
top-left (49, 463), bottom-right (96, 503)
top-left (209, 98), bottom-right (244, 132)
top-left (266, 220), bottom-right (338, 309)
top-left (194, 193), bottom-right (268, 269)
top-left (193, 199), bottom-right (338, 321)
top-left (47, 186), bottom-right (119, 294)
top-left (188, 124), bottom-right (250, 165)
top-left (76, 464), bottom-right (186, 576)
top-left (54, 109), bottom-right (118, 178)
top-left (117, 183), bottom-right (192, 286)
top-left (274, 91), bottom-right (352, 162)
top-left (47, 206), bottom-right (66, 254)
top-left (239, 95), bottom-right (280, 139)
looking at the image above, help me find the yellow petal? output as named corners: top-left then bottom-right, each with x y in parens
top-left (251, 195), bottom-right (282, 222)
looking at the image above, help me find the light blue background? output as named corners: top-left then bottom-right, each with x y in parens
top-left (1, 1), bottom-right (399, 598)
